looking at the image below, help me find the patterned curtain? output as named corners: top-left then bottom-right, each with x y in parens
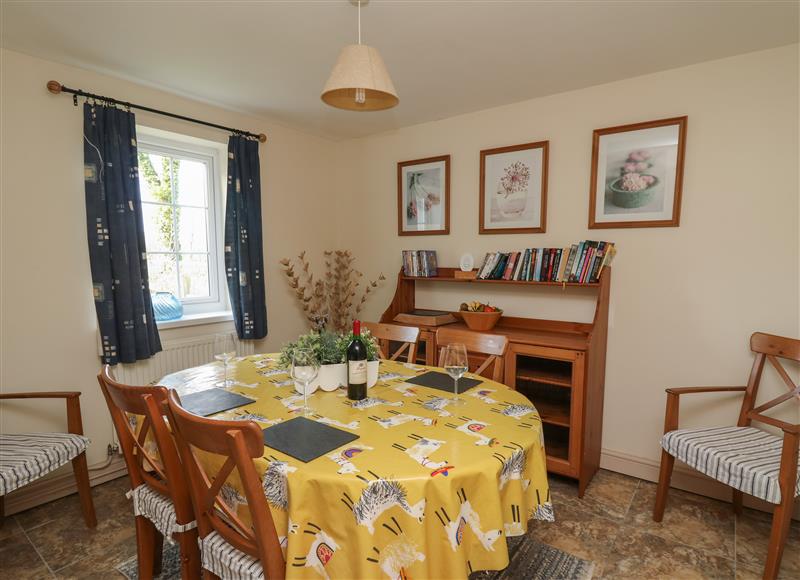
top-left (84, 103), bottom-right (161, 364)
top-left (225, 135), bottom-right (268, 339)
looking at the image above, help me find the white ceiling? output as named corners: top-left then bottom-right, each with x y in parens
top-left (2, 1), bottom-right (798, 140)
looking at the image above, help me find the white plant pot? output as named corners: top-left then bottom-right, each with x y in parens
top-left (295, 363), bottom-right (346, 394)
top-left (367, 360), bottom-right (380, 389)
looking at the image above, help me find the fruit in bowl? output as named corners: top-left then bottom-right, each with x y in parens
top-left (458, 301), bottom-right (503, 331)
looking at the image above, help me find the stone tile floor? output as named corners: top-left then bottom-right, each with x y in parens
top-left (0, 470), bottom-right (797, 578)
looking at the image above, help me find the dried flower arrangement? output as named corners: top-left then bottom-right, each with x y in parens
top-left (279, 250), bottom-right (386, 333)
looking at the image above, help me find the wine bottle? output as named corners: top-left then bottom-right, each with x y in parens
top-left (347, 320), bottom-right (368, 401)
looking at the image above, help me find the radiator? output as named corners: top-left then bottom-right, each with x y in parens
top-left (113, 335), bottom-right (259, 386)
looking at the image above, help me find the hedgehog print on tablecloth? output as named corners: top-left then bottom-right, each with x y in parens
top-left (500, 404), bottom-right (536, 420)
top-left (420, 397), bottom-right (453, 417)
top-left (220, 483), bottom-right (248, 513)
top-left (262, 460), bottom-right (297, 510)
top-left (350, 397), bottom-right (403, 410)
top-left (347, 479), bottom-right (425, 534)
top-left (495, 449), bottom-right (530, 490)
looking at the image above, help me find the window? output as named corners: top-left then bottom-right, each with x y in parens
top-left (137, 129), bottom-right (228, 319)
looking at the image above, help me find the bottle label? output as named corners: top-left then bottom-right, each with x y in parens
top-left (348, 360), bottom-right (367, 384)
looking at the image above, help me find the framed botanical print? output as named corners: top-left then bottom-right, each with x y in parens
top-left (397, 155), bottom-right (450, 236)
top-left (589, 116), bottom-right (687, 229)
top-left (479, 141), bottom-right (548, 234)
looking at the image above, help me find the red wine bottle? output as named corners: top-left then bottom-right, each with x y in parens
top-left (347, 320), bottom-right (368, 401)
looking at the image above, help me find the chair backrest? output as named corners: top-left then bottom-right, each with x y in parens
top-left (737, 333), bottom-right (800, 429)
top-left (362, 322), bottom-right (420, 363)
top-left (436, 327), bottom-right (509, 382)
top-left (97, 366), bottom-right (194, 525)
top-left (165, 390), bottom-right (285, 580)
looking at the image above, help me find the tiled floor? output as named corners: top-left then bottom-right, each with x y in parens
top-left (0, 470), bottom-right (798, 578)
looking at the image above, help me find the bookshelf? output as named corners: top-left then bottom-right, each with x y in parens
top-left (381, 266), bottom-right (610, 497)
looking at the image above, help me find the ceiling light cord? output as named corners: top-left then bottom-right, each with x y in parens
top-left (358, 0), bottom-right (362, 45)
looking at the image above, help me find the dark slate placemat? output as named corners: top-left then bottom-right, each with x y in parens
top-left (262, 416), bottom-right (359, 463)
top-left (181, 388), bottom-right (255, 417)
top-left (404, 370), bottom-right (482, 393)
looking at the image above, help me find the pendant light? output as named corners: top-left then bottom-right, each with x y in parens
top-left (321, 0), bottom-right (398, 111)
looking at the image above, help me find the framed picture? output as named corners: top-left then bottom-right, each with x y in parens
top-left (397, 155), bottom-right (450, 236)
top-left (479, 141), bottom-right (548, 234)
top-left (589, 116), bottom-right (687, 229)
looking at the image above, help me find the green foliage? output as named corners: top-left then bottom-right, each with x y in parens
top-left (278, 329), bottom-right (380, 367)
top-left (138, 152), bottom-right (180, 249)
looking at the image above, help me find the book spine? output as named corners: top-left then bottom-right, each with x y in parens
top-left (534, 249), bottom-right (543, 281)
top-left (480, 252), bottom-right (496, 279)
top-left (589, 242), bottom-right (605, 282)
top-left (522, 249), bottom-right (531, 281)
top-left (564, 245), bottom-right (578, 281)
top-left (503, 252), bottom-right (517, 280)
top-left (572, 243), bottom-right (587, 282)
top-left (547, 249), bottom-right (556, 281)
top-left (580, 247), bottom-right (595, 283)
top-left (552, 249), bottom-right (562, 281)
top-left (491, 253), bottom-right (508, 279)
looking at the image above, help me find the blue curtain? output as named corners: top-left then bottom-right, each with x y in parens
top-left (225, 135), bottom-right (268, 339)
top-left (84, 103), bottom-right (161, 364)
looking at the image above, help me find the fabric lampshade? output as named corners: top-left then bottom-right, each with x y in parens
top-left (321, 44), bottom-right (399, 111)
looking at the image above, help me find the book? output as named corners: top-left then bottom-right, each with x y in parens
top-left (491, 253), bottom-right (508, 279)
top-left (502, 252), bottom-right (518, 280)
top-left (394, 310), bottom-right (456, 327)
top-left (564, 244), bottom-right (578, 281)
top-left (533, 249), bottom-right (543, 281)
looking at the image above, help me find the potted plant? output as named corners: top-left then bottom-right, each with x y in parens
top-left (279, 331), bottom-right (346, 394)
top-left (279, 329), bottom-right (382, 393)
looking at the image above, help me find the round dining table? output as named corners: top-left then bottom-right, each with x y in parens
top-left (159, 354), bottom-right (553, 579)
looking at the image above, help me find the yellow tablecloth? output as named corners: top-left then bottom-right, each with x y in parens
top-left (159, 354), bottom-right (553, 579)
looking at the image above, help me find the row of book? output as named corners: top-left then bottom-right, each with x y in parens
top-left (401, 250), bottom-right (439, 277)
top-left (476, 241), bottom-right (616, 283)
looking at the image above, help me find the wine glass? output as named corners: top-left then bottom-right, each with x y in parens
top-left (213, 333), bottom-right (237, 388)
top-left (443, 343), bottom-right (469, 406)
top-left (291, 348), bottom-right (319, 416)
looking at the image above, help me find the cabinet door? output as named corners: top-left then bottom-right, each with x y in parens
top-left (507, 343), bottom-right (585, 478)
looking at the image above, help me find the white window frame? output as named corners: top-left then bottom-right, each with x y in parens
top-left (136, 127), bottom-right (229, 321)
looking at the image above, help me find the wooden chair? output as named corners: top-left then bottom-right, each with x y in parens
top-left (652, 332), bottom-right (800, 580)
top-left (165, 389), bottom-right (285, 580)
top-left (0, 391), bottom-right (96, 528)
top-left (97, 367), bottom-right (200, 580)
top-left (362, 321), bottom-right (420, 363)
top-left (436, 327), bottom-right (509, 382)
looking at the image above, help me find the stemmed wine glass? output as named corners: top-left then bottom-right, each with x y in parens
top-left (443, 343), bottom-right (469, 406)
top-left (291, 348), bottom-right (319, 417)
top-left (213, 333), bottom-right (237, 388)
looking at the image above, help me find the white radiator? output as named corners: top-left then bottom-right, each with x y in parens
top-left (114, 335), bottom-right (258, 386)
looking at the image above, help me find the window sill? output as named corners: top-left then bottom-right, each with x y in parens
top-left (156, 311), bottom-right (233, 330)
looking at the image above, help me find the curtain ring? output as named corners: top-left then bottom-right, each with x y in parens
top-left (73, 93), bottom-right (78, 107)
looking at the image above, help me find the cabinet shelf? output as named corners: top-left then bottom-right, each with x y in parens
top-left (401, 267), bottom-right (601, 288)
top-left (535, 400), bottom-right (571, 428)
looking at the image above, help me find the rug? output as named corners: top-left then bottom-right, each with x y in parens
top-left (117, 535), bottom-right (594, 579)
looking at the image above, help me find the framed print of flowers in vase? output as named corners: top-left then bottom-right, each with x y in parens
top-left (479, 141), bottom-right (548, 234)
top-left (589, 116), bottom-right (687, 229)
top-left (397, 155), bottom-right (450, 236)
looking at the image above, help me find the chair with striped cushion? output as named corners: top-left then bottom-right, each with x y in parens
top-left (98, 367), bottom-right (200, 579)
top-left (0, 391), bottom-right (96, 527)
top-left (653, 332), bottom-right (800, 580)
top-left (165, 389), bottom-right (285, 580)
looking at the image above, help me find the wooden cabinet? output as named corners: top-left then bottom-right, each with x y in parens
top-left (381, 267), bottom-right (610, 496)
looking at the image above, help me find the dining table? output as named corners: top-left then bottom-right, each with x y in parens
top-left (158, 354), bottom-right (554, 579)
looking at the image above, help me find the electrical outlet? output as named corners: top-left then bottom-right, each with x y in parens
top-left (107, 443), bottom-right (120, 456)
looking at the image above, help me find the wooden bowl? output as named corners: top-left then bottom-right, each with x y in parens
top-left (459, 310), bottom-right (502, 331)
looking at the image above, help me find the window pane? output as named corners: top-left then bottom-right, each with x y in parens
top-left (137, 152), bottom-right (173, 204)
top-left (142, 203), bottom-right (176, 252)
top-left (177, 207), bottom-right (208, 252)
top-left (147, 253), bottom-right (178, 295)
top-left (176, 159), bottom-right (208, 207)
top-left (179, 254), bottom-right (210, 298)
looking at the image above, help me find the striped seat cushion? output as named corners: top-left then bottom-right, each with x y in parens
top-left (199, 531), bottom-right (264, 580)
top-left (126, 484), bottom-right (196, 539)
top-left (0, 433), bottom-right (90, 495)
top-left (662, 426), bottom-right (800, 504)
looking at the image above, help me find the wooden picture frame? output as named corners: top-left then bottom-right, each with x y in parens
top-left (589, 116), bottom-right (687, 229)
top-left (397, 155), bottom-right (450, 236)
top-left (479, 141), bottom-right (548, 234)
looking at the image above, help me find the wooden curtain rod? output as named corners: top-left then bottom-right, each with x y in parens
top-left (46, 80), bottom-right (267, 143)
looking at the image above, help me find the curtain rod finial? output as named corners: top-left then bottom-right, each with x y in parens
top-left (258, 133), bottom-right (267, 143)
top-left (46, 80), bottom-right (63, 94)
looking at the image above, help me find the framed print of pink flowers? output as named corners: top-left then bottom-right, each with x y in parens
top-left (397, 155), bottom-right (450, 236)
top-left (479, 141), bottom-right (549, 234)
top-left (589, 117), bottom-right (687, 229)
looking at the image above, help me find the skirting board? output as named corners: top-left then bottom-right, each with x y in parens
top-left (3, 455), bottom-right (127, 516)
top-left (600, 448), bottom-right (800, 521)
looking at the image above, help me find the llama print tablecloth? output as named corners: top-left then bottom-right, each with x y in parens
top-left (159, 355), bottom-right (553, 579)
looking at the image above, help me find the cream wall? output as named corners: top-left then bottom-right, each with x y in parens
top-left (0, 49), bottom-right (340, 466)
top-left (335, 45), bottom-right (800, 470)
